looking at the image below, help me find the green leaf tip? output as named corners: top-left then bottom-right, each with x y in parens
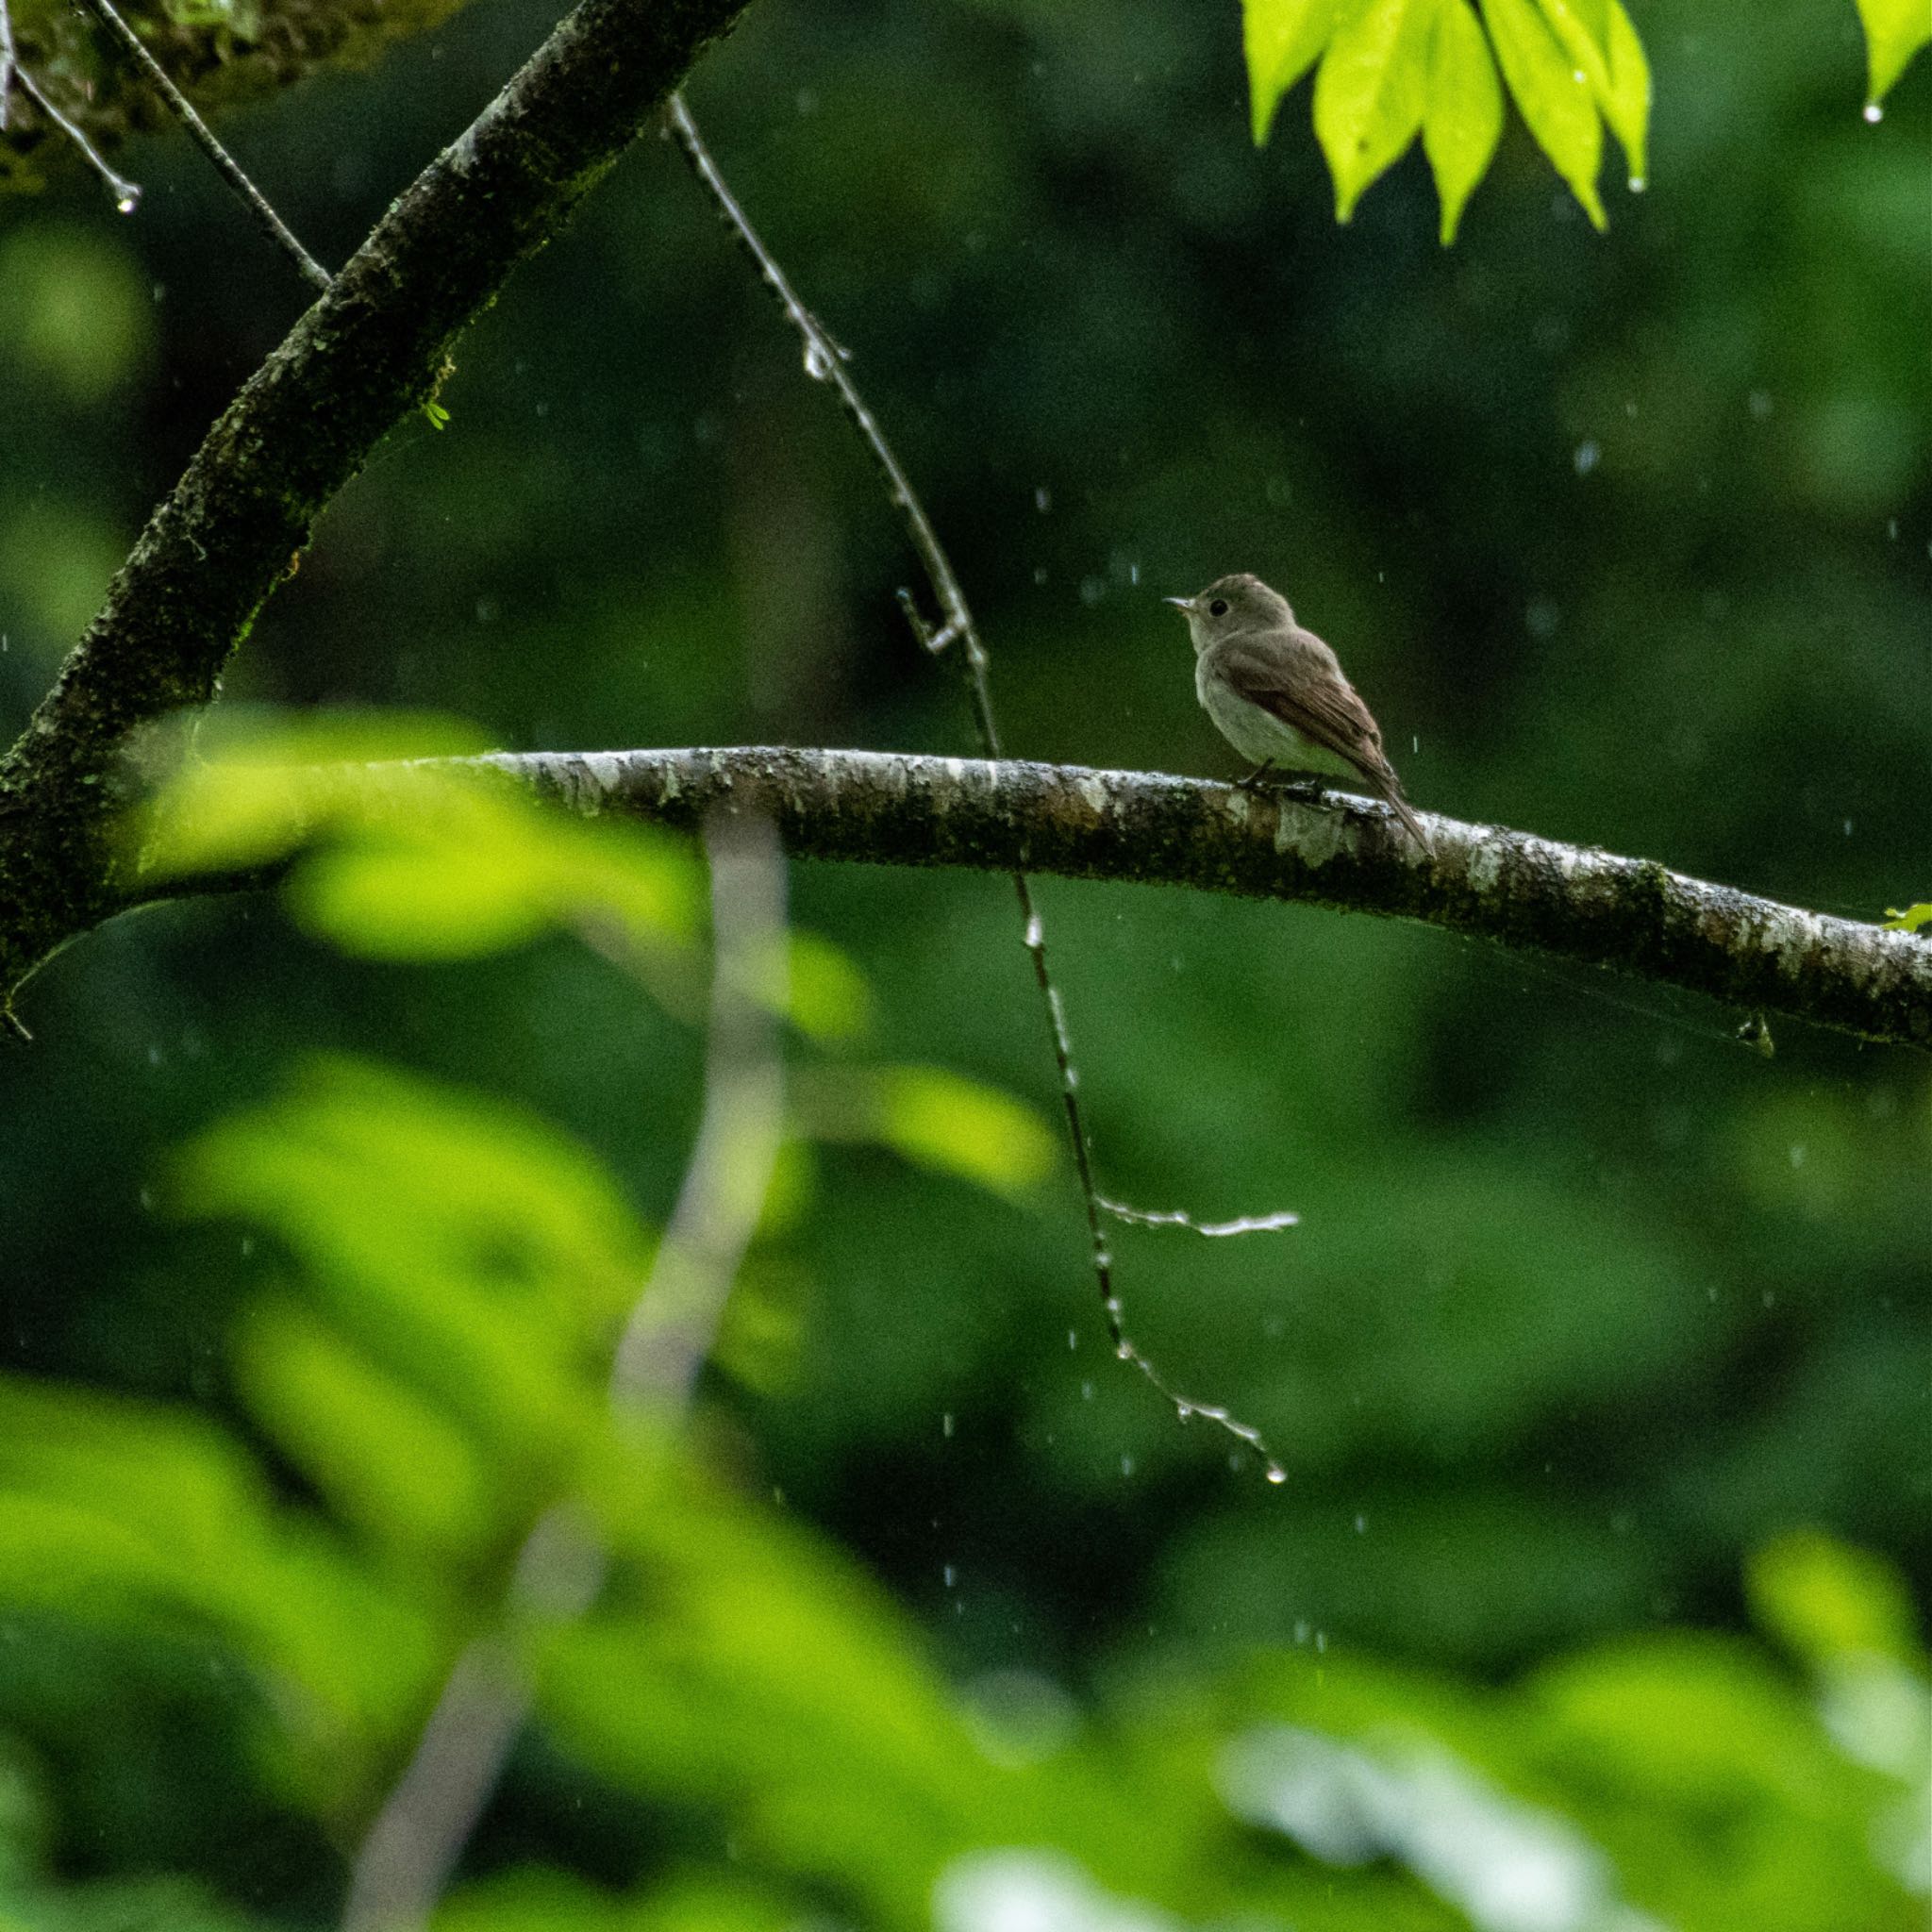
top-left (1245, 0), bottom-right (1346, 145)
top-left (1856, 0), bottom-right (1932, 110)
top-left (1242, 0), bottom-right (1649, 240)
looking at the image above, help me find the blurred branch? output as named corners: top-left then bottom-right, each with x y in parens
top-left (342, 812), bottom-right (789, 1931)
top-left (611, 812), bottom-right (788, 1407)
top-left (368, 745), bottom-right (1932, 1054)
top-left (0, 0), bottom-right (750, 1015)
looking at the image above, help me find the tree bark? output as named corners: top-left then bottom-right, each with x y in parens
top-left (432, 744), bottom-right (1924, 1053)
top-left (0, 0), bottom-right (750, 1010)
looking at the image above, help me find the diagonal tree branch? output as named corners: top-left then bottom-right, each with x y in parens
top-left (264, 745), bottom-right (1932, 1053)
top-left (0, 0), bottom-right (751, 1015)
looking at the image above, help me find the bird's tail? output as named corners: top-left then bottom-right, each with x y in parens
top-left (1381, 779), bottom-right (1434, 857)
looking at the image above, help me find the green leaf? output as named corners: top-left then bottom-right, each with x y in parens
top-left (792, 1065), bottom-right (1058, 1204)
top-left (137, 710), bottom-right (491, 877)
top-left (1313, 0), bottom-right (1437, 223)
top-left (1881, 902), bottom-right (1932, 931)
top-left (1748, 1527), bottom-right (1923, 1668)
top-left (1601, 2), bottom-right (1650, 187)
top-left (1534, 0), bottom-right (1649, 188)
top-left (874, 1067), bottom-right (1058, 1203)
top-left (1244, 0), bottom-right (1349, 143)
top-left (1424, 0), bottom-right (1504, 242)
top-left (234, 1297), bottom-right (499, 1565)
top-left (1856, 0), bottom-right (1932, 110)
top-left (785, 930), bottom-right (874, 1042)
top-left (1480, 0), bottom-right (1606, 227)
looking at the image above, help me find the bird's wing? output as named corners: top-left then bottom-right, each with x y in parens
top-left (1213, 633), bottom-right (1391, 779)
top-left (1213, 633), bottom-right (1434, 855)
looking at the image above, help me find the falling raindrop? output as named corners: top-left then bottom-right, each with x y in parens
top-left (1574, 439), bottom-right (1602, 475)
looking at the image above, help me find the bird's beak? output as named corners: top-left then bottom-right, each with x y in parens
top-left (1163, 596), bottom-right (1194, 612)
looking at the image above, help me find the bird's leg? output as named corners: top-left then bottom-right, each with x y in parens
top-left (1242, 763), bottom-right (1330, 803)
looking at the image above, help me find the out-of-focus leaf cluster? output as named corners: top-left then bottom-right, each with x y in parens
top-left (0, 1045), bottom-right (1921, 1928)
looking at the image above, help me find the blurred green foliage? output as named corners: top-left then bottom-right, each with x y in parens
top-left (1, 0), bottom-right (1929, 1922)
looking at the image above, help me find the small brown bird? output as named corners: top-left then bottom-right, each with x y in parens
top-left (1165, 572), bottom-right (1432, 853)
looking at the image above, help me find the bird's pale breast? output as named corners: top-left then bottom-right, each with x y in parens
top-left (1196, 649), bottom-right (1357, 778)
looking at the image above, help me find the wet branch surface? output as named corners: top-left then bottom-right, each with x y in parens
top-left (417, 744), bottom-right (1931, 1052)
top-left (0, 0), bottom-right (749, 1007)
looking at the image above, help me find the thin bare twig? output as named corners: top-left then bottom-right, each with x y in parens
top-left (0, 0), bottom-right (17, 134)
top-left (664, 97), bottom-right (1290, 1481)
top-left (14, 64), bottom-right (142, 209)
top-left (72, 0), bottom-right (330, 290)
top-left (341, 814), bottom-right (789, 1931)
top-left (1100, 1198), bottom-right (1301, 1238)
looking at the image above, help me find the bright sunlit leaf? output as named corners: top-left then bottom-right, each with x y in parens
top-left (1424, 0), bottom-right (1505, 241)
top-left (1244, 0), bottom-right (1348, 142)
top-left (785, 930), bottom-right (875, 1041)
top-left (1480, 0), bottom-right (1606, 225)
top-left (235, 1296), bottom-right (500, 1565)
top-left (1747, 1527), bottom-right (1922, 1668)
top-left (141, 711), bottom-right (702, 971)
top-left (1856, 0), bottom-right (1932, 110)
top-left (792, 1066), bottom-right (1058, 1203)
top-left (1533, 0), bottom-right (1649, 187)
top-left (1600, 1), bottom-right (1650, 186)
top-left (875, 1067), bottom-right (1058, 1204)
top-left (1312, 0), bottom-right (1436, 223)
top-left (138, 710), bottom-right (493, 876)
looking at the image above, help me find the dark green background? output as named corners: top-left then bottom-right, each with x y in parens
top-left (0, 0), bottom-right (1926, 1911)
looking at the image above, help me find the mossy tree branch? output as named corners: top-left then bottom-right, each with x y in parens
top-left (0, 0), bottom-right (750, 1013)
top-left (328, 745), bottom-right (1932, 1053)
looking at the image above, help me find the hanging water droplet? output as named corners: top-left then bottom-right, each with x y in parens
top-left (115, 189), bottom-right (141, 214)
top-left (1863, 101), bottom-right (1883, 124)
top-left (802, 338), bottom-right (833, 381)
top-left (1265, 1465), bottom-right (1288, 1485)
top-left (1627, 175), bottom-right (1646, 192)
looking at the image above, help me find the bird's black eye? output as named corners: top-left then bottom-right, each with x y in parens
top-left (1208, 598), bottom-right (1229, 617)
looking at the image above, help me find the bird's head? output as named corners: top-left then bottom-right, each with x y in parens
top-left (1163, 573), bottom-right (1293, 652)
